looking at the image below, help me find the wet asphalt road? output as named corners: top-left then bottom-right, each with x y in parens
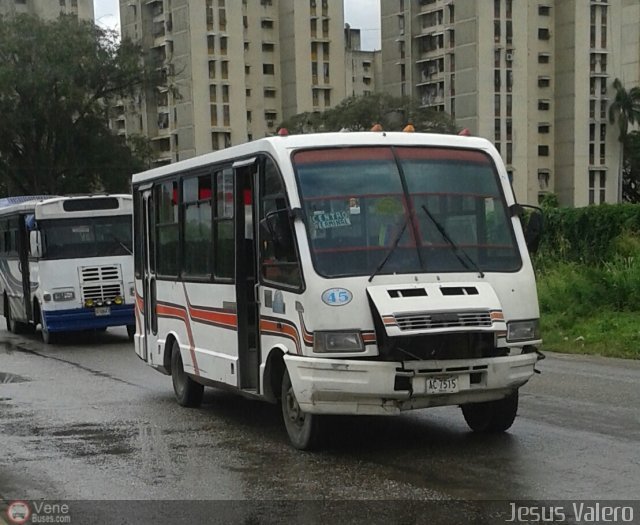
top-left (1, 327), bottom-right (639, 511)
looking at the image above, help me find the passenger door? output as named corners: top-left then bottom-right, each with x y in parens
top-left (135, 187), bottom-right (158, 363)
top-left (233, 158), bottom-right (260, 391)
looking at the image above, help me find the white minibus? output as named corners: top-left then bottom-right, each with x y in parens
top-left (132, 131), bottom-right (543, 449)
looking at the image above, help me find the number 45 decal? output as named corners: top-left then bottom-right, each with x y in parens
top-left (321, 288), bottom-right (353, 306)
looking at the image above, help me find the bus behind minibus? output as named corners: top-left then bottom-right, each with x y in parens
top-left (0, 195), bottom-right (135, 344)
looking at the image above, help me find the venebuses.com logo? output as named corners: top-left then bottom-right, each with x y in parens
top-left (5, 500), bottom-right (71, 524)
top-left (6, 501), bottom-right (30, 525)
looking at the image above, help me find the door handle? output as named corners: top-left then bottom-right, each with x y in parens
top-left (254, 283), bottom-right (261, 305)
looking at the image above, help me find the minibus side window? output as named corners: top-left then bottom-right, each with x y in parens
top-left (259, 158), bottom-right (302, 288)
top-left (155, 180), bottom-right (179, 277)
top-left (182, 173), bottom-right (213, 279)
top-left (214, 167), bottom-right (235, 280)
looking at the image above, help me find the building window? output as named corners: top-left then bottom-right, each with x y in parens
top-left (538, 5), bottom-right (551, 16)
top-left (538, 145), bottom-right (549, 156)
top-left (494, 20), bottom-right (501, 42)
top-left (538, 28), bottom-right (551, 40)
top-left (538, 76), bottom-right (551, 88)
top-left (263, 63), bottom-right (275, 75)
top-left (589, 171), bottom-right (606, 205)
top-left (264, 88), bottom-right (276, 98)
top-left (494, 70), bottom-right (501, 90)
top-left (495, 119), bottom-right (501, 141)
top-left (538, 53), bottom-right (550, 64)
top-left (495, 94), bottom-right (501, 116)
top-left (538, 170), bottom-right (550, 190)
top-left (538, 99), bottom-right (550, 111)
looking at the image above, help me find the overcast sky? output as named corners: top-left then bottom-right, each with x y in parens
top-left (93, 0), bottom-right (381, 50)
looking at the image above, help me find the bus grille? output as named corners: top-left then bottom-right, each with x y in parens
top-left (80, 265), bottom-right (123, 302)
top-left (394, 311), bottom-right (492, 331)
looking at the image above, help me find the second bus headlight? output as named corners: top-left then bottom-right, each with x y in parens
top-left (313, 331), bottom-right (364, 353)
top-left (53, 290), bottom-right (75, 302)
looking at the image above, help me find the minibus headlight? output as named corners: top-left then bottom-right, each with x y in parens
top-left (507, 319), bottom-right (540, 342)
top-left (314, 331), bottom-right (364, 353)
top-left (53, 290), bottom-right (75, 302)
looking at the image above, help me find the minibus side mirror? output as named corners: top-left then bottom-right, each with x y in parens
top-left (29, 230), bottom-right (42, 258)
top-left (515, 205), bottom-right (544, 254)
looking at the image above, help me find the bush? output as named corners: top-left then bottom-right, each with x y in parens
top-left (536, 203), bottom-right (640, 265)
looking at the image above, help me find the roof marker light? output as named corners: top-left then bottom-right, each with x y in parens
top-left (277, 128), bottom-right (289, 136)
top-left (403, 124), bottom-right (415, 133)
top-left (458, 128), bottom-right (472, 136)
top-left (370, 123), bottom-right (383, 132)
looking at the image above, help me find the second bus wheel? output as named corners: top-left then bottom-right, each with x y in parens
top-left (126, 324), bottom-right (136, 342)
top-left (281, 368), bottom-right (324, 450)
top-left (170, 340), bottom-right (204, 408)
top-left (6, 303), bottom-right (25, 334)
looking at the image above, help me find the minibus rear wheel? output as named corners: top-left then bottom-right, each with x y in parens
top-left (281, 368), bottom-right (324, 450)
top-left (170, 340), bottom-right (204, 408)
top-left (461, 390), bottom-right (519, 433)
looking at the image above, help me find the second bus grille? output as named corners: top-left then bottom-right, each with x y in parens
top-left (80, 265), bottom-right (123, 302)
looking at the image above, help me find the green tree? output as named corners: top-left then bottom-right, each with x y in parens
top-left (279, 93), bottom-right (458, 134)
top-left (608, 78), bottom-right (640, 202)
top-left (622, 131), bottom-right (640, 202)
top-left (608, 78), bottom-right (640, 142)
top-left (0, 15), bottom-right (153, 195)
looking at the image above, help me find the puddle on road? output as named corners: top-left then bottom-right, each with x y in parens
top-left (0, 372), bottom-right (30, 384)
top-left (47, 423), bottom-right (136, 458)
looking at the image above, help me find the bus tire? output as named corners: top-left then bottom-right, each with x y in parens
top-left (461, 390), bottom-right (519, 433)
top-left (6, 303), bottom-right (24, 334)
top-left (281, 368), bottom-right (324, 450)
top-left (126, 324), bottom-right (136, 342)
top-left (171, 340), bottom-right (204, 408)
top-left (41, 321), bottom-right (57, 345)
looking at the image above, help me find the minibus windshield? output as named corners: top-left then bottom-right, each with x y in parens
top-left (293, 146), bottom-right (521, 278)
top-left (40, 215), bottom-right (132, 260)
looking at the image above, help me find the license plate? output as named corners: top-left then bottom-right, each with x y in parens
top-left (426, 375), bottom-right (459, 394)
top-left (95, 306), bottom-right (111, 316)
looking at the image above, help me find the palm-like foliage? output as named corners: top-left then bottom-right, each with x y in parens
top-left (608, 78), bottom-right (640, 142)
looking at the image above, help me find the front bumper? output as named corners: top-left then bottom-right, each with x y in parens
top-left (42, 305), bottom-right (135, 333)
top-left (283, 352), bottom-right (538, 415)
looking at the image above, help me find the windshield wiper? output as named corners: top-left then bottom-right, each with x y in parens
top-left (110, 234), bottom-right (133, 255)
top-left (421, 205), bottom-right (484, 278)
top-left (368, 218), bottom-right (409, 282)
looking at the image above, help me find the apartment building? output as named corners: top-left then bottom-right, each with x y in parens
top-left (0, 0), bottom-right (94, 19)
top-left (345, 25), bottom-right (382, 97)
top-left (381, 0), bottom-right (640, 207)
top-left (118, 0), bottom-right (347, 166)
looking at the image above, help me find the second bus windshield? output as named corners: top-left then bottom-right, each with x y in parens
top-left (293, 146), bottom-right (521, 278)
top-left (40, 216), bottom-right (132, 260)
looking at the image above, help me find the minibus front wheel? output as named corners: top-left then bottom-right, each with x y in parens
top-left (461, 390), bottom-right (519, 433)
top-left (281, 368), bottom-right (324, 450)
